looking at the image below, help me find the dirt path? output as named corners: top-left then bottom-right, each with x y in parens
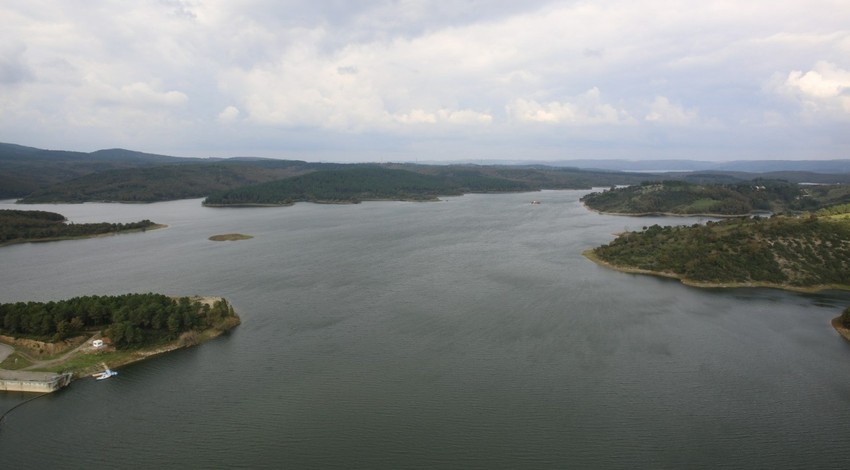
top-left (19, 334), bottom-right (97, 371)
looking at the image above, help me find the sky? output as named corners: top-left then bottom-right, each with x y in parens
top-left (1, 0), bottom-right (849, 162)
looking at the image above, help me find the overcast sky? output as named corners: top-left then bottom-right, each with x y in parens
top-left (2, 1), bottom-right (849, 162)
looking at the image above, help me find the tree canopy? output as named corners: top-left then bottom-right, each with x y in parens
top-left (0, 209), bottom-right (157, 246)
top-left (203, 167), bottom-right (533, 206)
top-left (0, 293), bottom-right (238, 348)
top-left (591, 214), bottom-right (850, 288)
top-left (0, 209), bottom-right (157, 245)
top-left (580, 180), bottom-right (849, 216)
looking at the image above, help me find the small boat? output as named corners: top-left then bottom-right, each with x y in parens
top-left (92, 365), bottom-right (118, 380)
top-left (531, 200), bottom-right (541, 205)
top-left (93, 369), bottom-right (117, 380)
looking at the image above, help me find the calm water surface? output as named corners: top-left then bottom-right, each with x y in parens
top-left (1, 191), bottom-right (849, 469)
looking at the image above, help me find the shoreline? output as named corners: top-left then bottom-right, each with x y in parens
top-left (0, 223), bottom-right (168, 248)
top-left (831, 317), bottom-right (850, 343)
top-left (0, 296), bottom-right (240, 383)
top-left (202, 196), bottom-right (444, 207)
top-left (582, 249), bottom-right (850, 294)
top-left (70, 317), bottom-right (240, 377)
top-left (581, 203), bottom-right (750, 218)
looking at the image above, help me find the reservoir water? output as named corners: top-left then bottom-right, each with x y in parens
top-left (1, 191), bottom-right (849, 469)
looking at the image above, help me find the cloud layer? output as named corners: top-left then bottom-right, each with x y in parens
top-left (1, 0), bottom-right (849, 160)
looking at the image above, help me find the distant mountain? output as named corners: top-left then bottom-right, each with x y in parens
top-left (0, 143), bottom-right (193, 163)
top-left (3, 142), bottom-right (850, 203)
top-left (449, 158), bottom-right (850, 174)
top-left (542, 159), bottom-right (850, 174)
top-left (0, 143), bottom-right (196, 198)
top-left (87, 148), bottom-right (196, 164)
top-left (2, 142), bottom-right (655, 203)
top-left (18, 163), bottom-right (316, 203)
top-left (709, 160), bottom-right (850, 173)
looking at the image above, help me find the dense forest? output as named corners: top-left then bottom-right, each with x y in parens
top-left (0, 143), bottom-right (196, 199)
top-left (4, 142), bottom-right (651, 203)
top-left (203, 165), bottom-right (685, 206)
top-left (0, 293), bottom-right (239, 348)
top-left (12, 141), bottom-right (850, 207)
top-left (17, 161), bottom-right (328, 203)
top-left (589, 214), bottom-right (850, 289)
top-left (203, 167), bottom-right (531, 205)
top-left (0, 209), bottom-right (158, 246)
top-left (581, 180), bottom-right (850, 215)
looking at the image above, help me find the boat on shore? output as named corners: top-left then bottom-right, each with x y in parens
top-left (92, 366), bottom-right (117, 380)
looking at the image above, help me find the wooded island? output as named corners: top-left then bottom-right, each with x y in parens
top-left (0, 209), bottom-right (162, 246)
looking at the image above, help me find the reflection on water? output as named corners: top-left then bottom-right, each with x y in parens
top-left (1, 193), bottom-right (849, 469)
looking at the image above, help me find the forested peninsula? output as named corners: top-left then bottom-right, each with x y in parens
top-left (0, 293), bottom-right (241, 376)
top-left (581, 180), bottom-right (850, 216)
top-left (0, 209), bottom-right (162, 246)
top-left (585, 211), bottom-right (850, 292)
top-left (203, 167), bottom-right (531, 205)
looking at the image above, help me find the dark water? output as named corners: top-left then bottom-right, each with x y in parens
top-left (1, 191), bottom-right (849, 469)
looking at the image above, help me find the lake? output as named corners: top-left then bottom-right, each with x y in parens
top-left (1, 191), bottom-right (849, 469)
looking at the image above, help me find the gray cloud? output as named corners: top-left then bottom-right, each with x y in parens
top-left (0, 1), bottom-right (848, 161)
top-left (0, 44), bottom-right (33, 84)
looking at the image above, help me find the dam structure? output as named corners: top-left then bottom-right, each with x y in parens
top-left (0, 370), bottom-right (73, 393)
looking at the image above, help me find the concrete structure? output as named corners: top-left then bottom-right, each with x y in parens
top-left (0, 370), bottom-right (73, 393)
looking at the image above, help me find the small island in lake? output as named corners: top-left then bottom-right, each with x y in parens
top-left (0, 209), bottom-right (164, 247)
top-left (209, 233), bottom-right (254, 241)
top-left (0, 293), bottom-right (240, 391)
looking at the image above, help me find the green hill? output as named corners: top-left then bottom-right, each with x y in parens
top-left (2, 142), bottom-right (661, 203)
top-left (587, 213), bottom-right (850, 291)
top-left (580, 180), bottom-right (850, 215)
top-left (18, 162), bottom-right (315, 203)
top-left (202, 165), bottom-right (667, 206)
top-left (0, 143), bottom-right (195, 198)
top-left (16, 142), bottom-right (850, 207)
top-left (202, 166), bottom-right (529, 205)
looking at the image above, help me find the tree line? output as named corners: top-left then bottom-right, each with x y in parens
top-left (204, 167), bottom-right (469, 205)
top-left (0, 293), bottom-right (237, 348)
top-left (817, 203), bottom-right (850, 216)
top-left (0, 209), bottom-right (156, 245)
top-left (580, 179), bottom-right (847, 215)
top-left (591, 215), bottom-right (850, 287)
